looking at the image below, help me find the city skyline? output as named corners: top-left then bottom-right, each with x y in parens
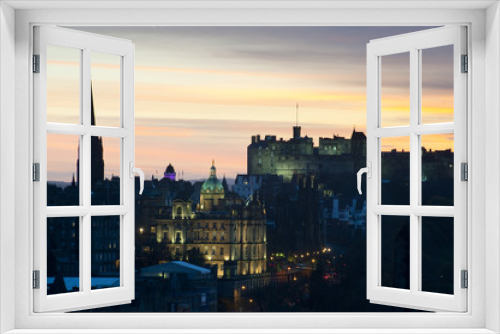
top-left (47, 26), bottom-right (454, 182)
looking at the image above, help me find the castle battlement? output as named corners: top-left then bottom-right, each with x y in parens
top-left (247, 127), bottom-right (366, 182)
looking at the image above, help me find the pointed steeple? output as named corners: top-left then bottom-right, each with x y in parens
top-left (222, 174), bottom-right (229, 193)
top-left (91, 83), bottom-right (96, 126)
top-left (77, 83), bottom-right (104, 186)
top-left (71, 173), bottom-right (76, 187)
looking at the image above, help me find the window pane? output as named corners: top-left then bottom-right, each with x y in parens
top-left (381, 215), bottom-right (410, 290)
top-left (381, 52), bottom-right (410, 127)
top-left (47, 217), bottom-right (80, 295)
top-left (47, 44), bottom-right (81, 124)
top-left (47, 133), bottom-right (80, 206)
top-left (91, 52), bottom-right (121, 127)
top-left (91, 137), bottom-right (121, 205)
top-left (421, 45), bottom-right (454, 124)
top-left (421, 134), bottom-right (454, 206)
top-left (91, 216), bottom-right (121, 290)
top-left (381, 137), bottom-right (410, 205)
top-left (421, 217), bottom-right (454, 294)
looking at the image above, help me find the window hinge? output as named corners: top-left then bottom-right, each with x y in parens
top-left (33, 54), bottom-right (40, 73)
top-left (461, 54), bottom-right (468, 73)
top-left (461, 162), bottom-right (468, 181)
top-left (461, 270), bottom-right (468, 289)
top-left (33, 163), bottom-right (40, 182)
top-left (33, 270), bottom-right (40, 289)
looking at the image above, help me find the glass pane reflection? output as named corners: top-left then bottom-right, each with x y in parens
top-left (91, 51), bottom-right (121, 127)
top-left (91, 215), bottom-right (121, 290)
top-left (421, 45), bottom-right (454, 124)
top-left (47, 217), bottom-right (80, 295)
top-left (422, 217), bottom-right (454, 295)
top-left (381, 215), bottom-right (410, 290)
top-left (47, 133), bottom-right (80, 206)
top-left (381, 137), bottom-right (410, 205)
top-left (91, 137), bottom-right (121, 206)
top-left (47, 44), bottom-right (81, 124)
top-left (421, 134), bottom-right (454, 206)
top-left (381, 52), bottom-right (410, 127)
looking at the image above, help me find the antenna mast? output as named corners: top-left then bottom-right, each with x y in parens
top-left (296, 103), bottom-right (299, 126)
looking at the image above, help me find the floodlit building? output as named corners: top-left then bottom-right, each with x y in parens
top-left (153, 162), bottom-right (267, 278)
top-left (247, 126), bottom-right (366, 181)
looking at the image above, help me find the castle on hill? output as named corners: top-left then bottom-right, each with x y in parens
top-left (247, 126), bottom-right (366, 182)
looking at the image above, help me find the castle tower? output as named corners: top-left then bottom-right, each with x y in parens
top-left (293, 126), bottom-right (301, 139)
top-left (293, 103), bottom-right (301, 139)
top-left (351, 127), bottom-right (367, 173)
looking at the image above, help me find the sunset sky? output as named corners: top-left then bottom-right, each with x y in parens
top-left (47, 26), bottom-right (454, 182)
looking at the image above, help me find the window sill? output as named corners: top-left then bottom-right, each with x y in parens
top-left (3, 329), bottom-right (498, 334)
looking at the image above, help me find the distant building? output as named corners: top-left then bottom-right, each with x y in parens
top-left (272, 173), bottom-right (324, 255)
top-left (137, 261), bottom-right (217, 312)
top-left (91, 215), bottom-right (121, 278)
top-left (153, 162), bottom-right (267, 278)
top-left (331, 195), bottom-right (366, 229)
top-left (164, 163), bottom-right (176, 181)
top-left (233, 174), bottom-right (263, 200)
top-left (74, 261), bottom-right (218, 312)
top-left (247, 126), bottom-right (366, 182)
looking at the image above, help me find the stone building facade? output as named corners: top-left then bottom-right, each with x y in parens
top-left (247, 126), bottom-right (366, 181)
top-left (153, 162), bottom-right (267, 278)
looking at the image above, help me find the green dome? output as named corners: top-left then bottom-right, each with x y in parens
top-left (201, 178), bottom-right (224, 192)
top-left (201, 162), bottom-right (224, 193)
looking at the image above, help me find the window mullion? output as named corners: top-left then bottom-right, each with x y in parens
top-left (82, 47), bottom-right (91, 210)
top-left (409, 47), bottom-right (420, 294)
top-left (82, 132), bottom-right (91, 293)
top-left (82, 47), bottom-right (91, 294)
top-left (365, 48), bottom-right (380, 299)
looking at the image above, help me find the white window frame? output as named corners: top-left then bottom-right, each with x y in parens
top-left (366, 26), bottom-right (467, 312)
top-left (0, 1), bottom-right (499, 333)
top-left (33, 26), bottom-right (136, 312)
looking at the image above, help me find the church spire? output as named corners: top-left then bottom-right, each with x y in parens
top-left (91, 83), bottom-right (96, 126)
top-left (77, 83), bottom-right (104, 186)
top-left (222, 173), bottom-right (229, 193)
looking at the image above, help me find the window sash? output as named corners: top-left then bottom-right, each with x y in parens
top-left (33, 25), bottom-right (136, 313)
top-left (366, 26), bottom-right (467, 312)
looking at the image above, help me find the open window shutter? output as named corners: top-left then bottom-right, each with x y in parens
top-left (364, 26), bottom-right (467, 312)
top-left (33, 26), bottom-right (137, 312)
